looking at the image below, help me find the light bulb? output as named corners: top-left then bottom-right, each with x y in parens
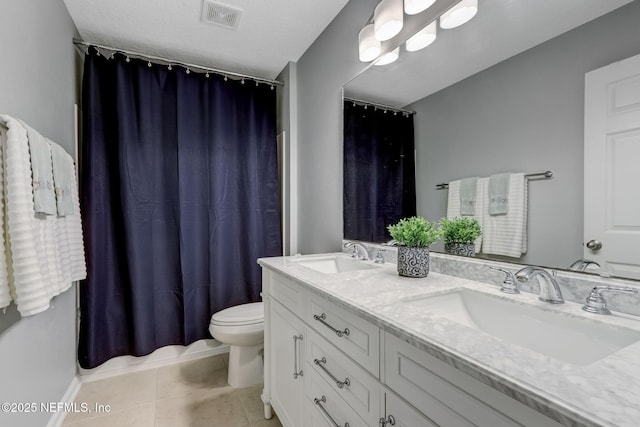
top-left (406, 21), bottom-right (437, 52)
top-left (440, 0), bottom-right (478, 29)
top-left (404, 0), bottom-right (436, 15)
top-left (358, 24), bottom-right (381, 62)
top-left (374, 0), bottom-right (403, 41)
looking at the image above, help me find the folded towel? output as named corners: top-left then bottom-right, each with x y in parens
top-left (20, 121), bottom-right (57, 215)
top-left (482, 173), bottom-right (528, 258)
top-left (0, 114), bottom-right (86, 316)
top-left (49, 141), bottom-right (74, 216)
top-left (0, 124), bottom-right (12, 309)
top-left (488, 173), bottom-right (510, 215)
top-left (459, 177), bottom-right (478, 215)
top-left (447, 178), bottom-right (486, 252)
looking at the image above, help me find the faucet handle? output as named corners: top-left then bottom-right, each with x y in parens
top-left (582, 285), bottom-right (638, 315)
top-left (374, 249), bottom-right (385, 264)
top-left (489, 266), bottom-right (519, 294)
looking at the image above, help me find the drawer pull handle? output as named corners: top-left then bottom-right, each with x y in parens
top-left (293, 334), bottom-right (303, 379)
top-left (314, 357), bottom-right (351, 389)
top-left (313, 395), bottom-right (350, 427)
top-left (313, 313), bottom-right (350, 337)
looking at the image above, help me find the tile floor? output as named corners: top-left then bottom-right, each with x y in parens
top-left (63, 354), bottom-right (282, 427)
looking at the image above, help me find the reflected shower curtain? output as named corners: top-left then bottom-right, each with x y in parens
top-left (343, 102), bottom-right (416, 242)
top-left (78, 50), bottom-right (281, 369)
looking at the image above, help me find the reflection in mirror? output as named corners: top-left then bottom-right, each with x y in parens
top-left (343, 1), bottom-right (640, 280)
top-left (343, 98), bottom-right (416, 242)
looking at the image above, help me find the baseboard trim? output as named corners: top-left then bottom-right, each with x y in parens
top-left (46, 376), bottom-right (81, 427)
top-left (78, 340), bottom-right (230, 383)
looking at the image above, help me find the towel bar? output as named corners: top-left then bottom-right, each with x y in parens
top-left (435, 170), bottom-right (553, 190)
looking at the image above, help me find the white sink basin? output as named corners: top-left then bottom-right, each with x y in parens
top-left (402, 289), bottom-right (640, 365)
top-left (290, 256), bottom-right (379, 274)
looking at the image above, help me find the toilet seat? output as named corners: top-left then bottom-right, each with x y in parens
top-left (210, 302), bottom-right (264, 327)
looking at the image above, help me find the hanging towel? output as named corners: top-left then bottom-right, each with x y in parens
top-left (0, 124), bottom-right (12, 309)
top-left (19, 121), bottom-right (57, 215)
top-left (459, 177), bottom-right (478, 216)
top-left (447, 178), bottom-right (486, 253)
top-left (0, 115), bottom-right (86, 316)
top-left (488, 173), bottom-right (510, 215)
top-left (50, 141), bottom-right (74, 216)
top-left (482, 173), bottom-right (528, 258)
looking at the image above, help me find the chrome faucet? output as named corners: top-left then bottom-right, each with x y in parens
top-left (515, 266), bottom-right (564, 304)
top-left (343, 241), bottom-right (369, 260)
top-left (582, 285), bottom-right (638, 315)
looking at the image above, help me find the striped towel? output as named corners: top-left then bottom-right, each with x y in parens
top-left (447, 178), bottom-right (486, 253)
top-left (481, 173), bottom-right (528, 258)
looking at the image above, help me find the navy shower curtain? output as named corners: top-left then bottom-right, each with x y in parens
top-left (78, 50), bottom-right (282, 369)
top-left (343, 102), bottom-right (416, 242)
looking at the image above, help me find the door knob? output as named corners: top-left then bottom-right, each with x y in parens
top-left (586, 240), bottom-right (603, 250)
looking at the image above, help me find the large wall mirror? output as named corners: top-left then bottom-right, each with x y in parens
top-left (343, 0), bottom-right (640, 280)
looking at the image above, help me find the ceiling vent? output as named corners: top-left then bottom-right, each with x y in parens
top-left (202, 1), bottom-right (242, 30)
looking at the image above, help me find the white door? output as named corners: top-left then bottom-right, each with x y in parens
top-left (585, 53), bottom-right (640, 279)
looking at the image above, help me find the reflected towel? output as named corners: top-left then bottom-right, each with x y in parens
top-left (447, 178), bottom-right (486, 252)
top-left (20, 121), bottom-right (57, 215)
top-left (50, 141), bottom-right (74, 216)
top-left (488, 173), bottom-right (510, 215)
top-left (459, 177), bottom-right (478, 215)
top-left (482, 173), bottom-right (527, 258)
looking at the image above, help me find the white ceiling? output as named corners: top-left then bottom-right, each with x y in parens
top-left (345, 0), bottom-right (634, 108)
top-left (63, 0), bottom-right (348, 80)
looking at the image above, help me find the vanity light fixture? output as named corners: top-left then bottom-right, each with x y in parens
top-left (374, 47), bottom-right (400, 66)
top-left (374, 0), bottom-right (404, 41)
top-left (440, 0), bottom-right (478, 29)
top-left (404, 0), bottom-right (436, 15)
top-left (406, 21), bottom-right (437, 52)
top-left (359, 24), bottom-right (382, 62)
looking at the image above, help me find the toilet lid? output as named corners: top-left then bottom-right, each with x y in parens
top-left (210, 302), bottom-right (264, 326)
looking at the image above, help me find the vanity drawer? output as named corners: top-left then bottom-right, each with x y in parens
top-left (384, 333), bottom-right (562, 427)
top-left (305, 363), bottom-right (369, 427)
top-left (306, 328), bottom-right (379, 426)
top-left (270, 272), bottom-right (305, 317)
top-left (305, 294), bottom-right (380, 376)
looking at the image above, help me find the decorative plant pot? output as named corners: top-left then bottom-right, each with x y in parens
top-left (444, 242), bottom-right (476, 257)
top-left (397, 246), bottom-right (430, 278)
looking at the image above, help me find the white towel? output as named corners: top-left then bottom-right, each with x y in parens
top-left (0, 115), bottom-right (86, 316)
top-left (20, 121), bottom-right (57, 215)
top-left (481, 173), bottom-right (528, 258)
top-left (447, 178), bottom-right (485, 253)
top-left (0, 125), bottom-right (12, 309)
top-left (49, 141), bottom-right (74, 216)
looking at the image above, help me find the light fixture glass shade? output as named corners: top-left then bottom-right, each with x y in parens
top-left (374, 0), bottom-right (403, 41)
top-left (404, 0), bottom-right (436, 15)
top-left (374, 47), bottom-right (400, 66)
top-left (406, 21), bottom-right (437, 52)
top-left (440, 0), bottom-right (478, 29)
top-left (358, 24), bottom-right (381, 62)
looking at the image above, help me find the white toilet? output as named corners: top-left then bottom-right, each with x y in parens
top-left (209, 302), bottom-right (265, 388)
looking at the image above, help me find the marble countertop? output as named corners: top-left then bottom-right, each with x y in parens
top-left (258, 253), bottom-right (640, 427)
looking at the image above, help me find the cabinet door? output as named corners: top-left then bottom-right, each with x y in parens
top-left (385, 391), bottom-right (438, 427)
top-left (270, 300), bottom-right (305, 427)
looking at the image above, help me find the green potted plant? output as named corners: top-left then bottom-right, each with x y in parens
top-left (387, 216), bottom-right (442, 278)
top-left (439, 217), bottom-right (482, 257)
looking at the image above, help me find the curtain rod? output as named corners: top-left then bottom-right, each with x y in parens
top-left (344, 96), bottom-right (415, 116)
top-left (73, 39), bottom-right (284, 87)
top-left (435, 171), bottom-right (553, 190)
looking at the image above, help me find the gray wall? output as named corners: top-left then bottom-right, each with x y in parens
top-left (0, 1), bottom-right (79, 426)
top-left (408, 1), bottom-right (640, 269)
top-left (295, 0), bottom-right (378, 254)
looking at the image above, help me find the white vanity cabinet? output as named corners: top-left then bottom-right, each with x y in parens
top-left (262, 266), bottom-right (563, 427)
